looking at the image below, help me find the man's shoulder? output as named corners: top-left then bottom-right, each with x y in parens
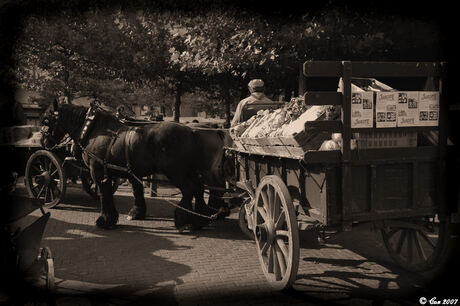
top-left (244, 93), bottom-right (274, 104)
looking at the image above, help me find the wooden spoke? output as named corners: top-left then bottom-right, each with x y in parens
top-left (267, 185), bottom-right (274, 218)
top-left (413, 231), bottom-right (428, 261)
top-left (44, 187), bottom-right (50, 203)
top-left (274, 243), bottom-right (287, 276)
top-left (43, 156), bottom-right (50, 171)
top-left (50, 167), bottom-right (58, 178)
top-left (51, 183), bottom-right (61, 197)
top-left (276, 230), bottom-right (289, 237)
top-left (31, 164), bottom-right (42, 174)
top-left (273, 248), bottom-right (281, 281)
top-left (275, 210), bottom-right (286, 230)
top-left (272, 191), bottom-right (280, 221)
top-left (49, 187), bottom-right (55, 202)
top-left (406, 230), bottom-right (414, 264)
top-left (276, 238), bottom-right (289, 260)
top-left (257, 206), bottom-right (269, 223)
top-left (386, 228), bottom-right (399, 239)
top-left (36, 184), bottom-right (46, 199)
top-left (418, 230), bottom-right (436, 250)
top-left (395, 230), bottom-right (407, 254)
top-left (267, 246), bottom-right (274, 273)
top-left (260, 241), bottom-right (269, 255)
top-left (260, 189), bottom-right (269, 211)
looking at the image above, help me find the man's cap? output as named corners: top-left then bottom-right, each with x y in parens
top-left (248, 79), bottom-right (264, 89)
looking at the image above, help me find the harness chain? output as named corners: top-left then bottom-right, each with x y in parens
top-left (75, 140), bottom-right (219, 220)
top-left (80, 110), bottom-right (220, 220)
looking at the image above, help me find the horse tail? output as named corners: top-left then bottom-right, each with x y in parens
top-left (216, 129), bottom-right (224, 141)
top-left (191, 129), bottom-right (208, 170)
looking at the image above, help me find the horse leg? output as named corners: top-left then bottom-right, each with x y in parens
top-left (174, 190), bottom-right (194, 232)
top-left (208, 189), bottom-right (230, 220)
top-left (190, 182), bottom-right (215, 230)
top-left (167, 175), bottom-right (194, 232)
top-left (91, 166), bottom-right (119, 229)
top-left (127, 177), bottom-right (146, 220)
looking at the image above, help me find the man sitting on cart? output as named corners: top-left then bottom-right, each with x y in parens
top-left (231, 79), bottom-right (274, 127)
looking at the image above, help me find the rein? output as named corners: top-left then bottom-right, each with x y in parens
top-left (147, 185), bottom-right (222, 220)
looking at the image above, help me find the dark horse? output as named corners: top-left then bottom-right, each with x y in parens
top-left (40, 100), bottom-right (230, 230)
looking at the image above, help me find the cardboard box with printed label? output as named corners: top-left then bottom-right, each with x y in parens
top-left (338, 78), bottom-right (374, 128)
top-left (418, 91), bottom-right (439, 126)
top-left (397, 91), bottom-right (419, 127)
top-left (351, 92), bottom-right (374, 128)
top-left (376, 92), bottom-right (397, 128)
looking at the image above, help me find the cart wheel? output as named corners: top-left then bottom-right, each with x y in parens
top-left (25, 150), bottom-right (66, 208)
top-left (253, 175), bottom-right (299, 290)
top-left (238, 200), bottom-right (255, 240)
top-left (39, 247), bottom-right (55, 293)
top-left (381, 215), bottom-right (450, 272)
top-left (81, 173), bottom-right (120, 199)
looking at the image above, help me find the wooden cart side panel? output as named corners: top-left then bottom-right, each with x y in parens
top-left (229, 148), bottom-right (440, 227)
top-left (418, 162), bottom-right (440, 208)
top-left (324, 161), bottom-right (440, 226)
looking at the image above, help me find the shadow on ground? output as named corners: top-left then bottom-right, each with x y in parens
top-left (38, 216), bottom-right (192, 304)
top-left (292, 229), bottom-right (460, 305)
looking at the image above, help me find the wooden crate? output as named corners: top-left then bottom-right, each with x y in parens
top-left (270, 145), bottom-right (292, 157)
top-left (285, 146), bottom-right (306, 159)
top-left (255, 137), bottom-right (271, 146)
top-left (232, 139), bottom-right (246, 151)
top-left (267, 137), bottom-right (284, 146)
top-left (238, 137), bottom-right (248, 145)
top-left (279, 130), bottom-right (330, 156)
top-left (246, 137), bottom-right (259, 146)
top-left (354, 131), bottom-right (417, 149)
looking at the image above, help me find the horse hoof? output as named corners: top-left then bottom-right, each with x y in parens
top-left (127, 208), bottom-right (146, 221)
top-left (178, 224), bottom-right (192, 234)
top-left (96, 217), bottom-right (108, 229)
top-left (127, 213), bottom-right (145, 221)
top-left (96, 216), bottom-right (118, 229)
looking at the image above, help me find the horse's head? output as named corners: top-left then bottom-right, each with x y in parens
top-left (40, 98), bottom-right (68, 149)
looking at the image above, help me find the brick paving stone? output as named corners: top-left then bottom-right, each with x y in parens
top-left (10, 184), bottom-right (458, 305)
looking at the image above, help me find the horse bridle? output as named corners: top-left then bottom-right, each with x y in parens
top-left (41, 110), bottom-right (77, 150)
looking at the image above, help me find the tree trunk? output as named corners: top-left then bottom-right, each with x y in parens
top-left (64, 92), bottom-right (72, 104)
top-left (224, 86), bottom-right (231, 128)
top-left (174, 82), bottom-right (182, 123)
top-left (63, 70), bottom-right (72, 104)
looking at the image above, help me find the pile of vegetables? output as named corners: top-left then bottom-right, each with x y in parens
top-left (230, 97), bottom-right (326, 139)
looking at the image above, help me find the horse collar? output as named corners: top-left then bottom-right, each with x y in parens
top-left (79, 107), bottom-right (97, 143)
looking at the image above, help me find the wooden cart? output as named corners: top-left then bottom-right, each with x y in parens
top-left (225, 61), bottom-right (451, 290)
top-left (0, 127), bottom-right (119, 208)
top-left (2, 194), bottom-right (55, 303)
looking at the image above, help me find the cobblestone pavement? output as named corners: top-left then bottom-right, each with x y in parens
top-left (9, 182), bottom-right (459, 306)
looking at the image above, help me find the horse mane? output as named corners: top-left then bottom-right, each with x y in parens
top-left (59, 104), bottom-right (122, 136)
top-left (59, 104), bottom-right (87, 127)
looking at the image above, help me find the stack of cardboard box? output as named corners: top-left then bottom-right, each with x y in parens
top-left (338, 78), bottom-right (439, 149)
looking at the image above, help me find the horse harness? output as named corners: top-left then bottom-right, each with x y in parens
top-left (75, 106), bottom-right (144, 185)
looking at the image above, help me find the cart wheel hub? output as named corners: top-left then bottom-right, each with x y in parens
top-left (35, 171), bottom-right (51, 185)
top-left (41, 171), bottom-right (52, 185)
top-left (256, 221), bottom-right (275, 245)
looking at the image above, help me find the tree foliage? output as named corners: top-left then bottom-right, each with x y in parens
top-left (6, 1), bottom-right (444, 124)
